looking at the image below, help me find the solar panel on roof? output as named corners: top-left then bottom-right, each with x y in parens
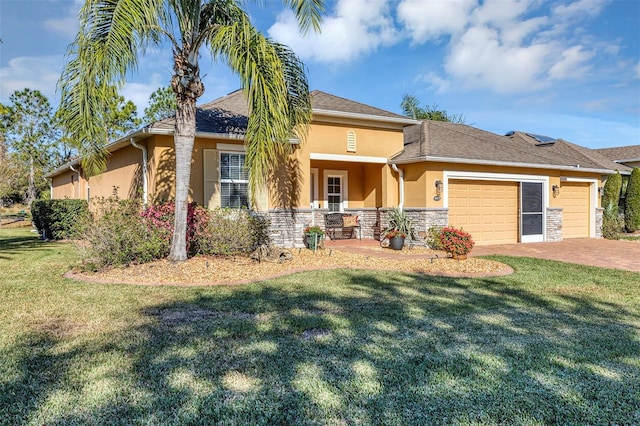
top-left (525, 133), bottom-right (556, 143)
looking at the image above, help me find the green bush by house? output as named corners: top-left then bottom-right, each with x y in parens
top-left (625, 168), bottom-right (640, 232)
top-left (31, 199), bottom-right (89, 239)
top-left (602, 171), bottom-right (622, 212)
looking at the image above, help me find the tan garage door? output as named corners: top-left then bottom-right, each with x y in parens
top-left (448, 180), bottom-right (519, 245)
top-left (561, 182), bottom-right (590, 238)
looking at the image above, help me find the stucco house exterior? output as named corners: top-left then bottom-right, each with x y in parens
top-left (46, 90), bottom-right (627, 247)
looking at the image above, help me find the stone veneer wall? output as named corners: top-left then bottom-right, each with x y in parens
top-left (546, 207), bottom-right (562, 242)
top-left (595, 207), bottom-right (603, 239)
top-left (265, 207), bottom-right (450, 247)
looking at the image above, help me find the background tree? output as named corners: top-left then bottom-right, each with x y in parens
top-left (103, 86), bottom-right (142, 140)
top-left (601, 171), bottom-right (622, 212)
top-left (401, 94), bottom-right (466, 123)
top-left (624, 168), bottom-right (640, 232)
top-left (3, 89), bottom-right (56, 204)
top-left (143, 86), bottom-right (177, 125)
top-left (59, 0), bottom-right (324, 261)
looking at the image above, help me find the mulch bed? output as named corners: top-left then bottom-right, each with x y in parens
top-left (67, 248), bottom-right (513, 286)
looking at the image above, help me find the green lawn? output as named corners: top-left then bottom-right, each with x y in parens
top-left (1, 227), bottom-right (639, 425)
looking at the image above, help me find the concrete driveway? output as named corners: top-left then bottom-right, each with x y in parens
top-left (471, 238), bottom-right (640, 272)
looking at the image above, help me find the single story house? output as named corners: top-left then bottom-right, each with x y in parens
top-left (47, 90), bottom-right (629, 246)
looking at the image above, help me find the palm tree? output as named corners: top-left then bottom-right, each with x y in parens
top-left (401, 94), bottom-right (466, 124)
top-left (59, 0), bottom-right (324, 261)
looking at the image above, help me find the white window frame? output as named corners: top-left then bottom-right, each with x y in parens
top-left (219, 151), bottom-right (249, 209)
top-left (324, 170), bottom-right (348, 212)
top-left (310, 168), bottom-right (319, 209)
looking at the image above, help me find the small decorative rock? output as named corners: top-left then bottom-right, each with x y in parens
top-left (250, 244), bottom-right (293, 263)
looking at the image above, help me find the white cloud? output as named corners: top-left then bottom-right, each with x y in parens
top-left (0, 56), bottom-right (64, 104)
top-left (43, 1), bottom-right (82, 39)
top-left (268, 0), bottom-right (399, 63)
top-left (443, 25), bottom-right (552, 94)
top-left (397, 0), bottom-right (475, 43)
top-left (548, 45), bottom-right (593, 80)
top-left (552, 0), bottom-right (609, 20)
top-left (635, 61), bottom-right (640, 79)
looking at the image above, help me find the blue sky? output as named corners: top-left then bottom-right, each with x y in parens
top-left (1, 0), bottom-right (639, 148)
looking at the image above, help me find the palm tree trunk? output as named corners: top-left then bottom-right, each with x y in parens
top-left (168, 97), bottom-right (196, 261)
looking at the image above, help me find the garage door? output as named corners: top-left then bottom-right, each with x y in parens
top-left (561, 182), bottom-right (590, 238)
top-left (448, 180), bottom-right (519, 245)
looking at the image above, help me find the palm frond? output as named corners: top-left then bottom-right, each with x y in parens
top-left (58, 0), bottom-right (166, 175)
top-left (283, 0), bottom-right (324, 34)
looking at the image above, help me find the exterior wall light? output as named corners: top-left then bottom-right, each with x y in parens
top-left (434, 179), bottom-right (443, 201)
top-left (552, 184), bottom-right (560, 198)
top-left (598, 186), bottom-right (604, 197)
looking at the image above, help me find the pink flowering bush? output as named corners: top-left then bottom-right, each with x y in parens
top-left (439, 226), bottom-right (474, 256)
top-left (141, 201), bottom-right (210, 255)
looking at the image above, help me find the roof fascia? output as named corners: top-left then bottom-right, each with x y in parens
top-left (312, 109), bottom-right (418, 128)
top-left (390, 155), bottom-right (621, 175)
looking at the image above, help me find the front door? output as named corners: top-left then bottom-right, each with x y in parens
top-left (520, 182), bottom-right (544, 242)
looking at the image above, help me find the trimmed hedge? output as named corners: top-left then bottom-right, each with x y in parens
top-left (31, 199), bottom-right (89, 240)
top-left (625, 168), bottom-right (640, 232)
top-left (602, 171), bottom-right (622, 212)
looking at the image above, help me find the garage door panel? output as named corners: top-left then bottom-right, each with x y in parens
top-left (449, 180), bottom-right (519, 245)
top-left (562, 182), bottom-right (590, 238)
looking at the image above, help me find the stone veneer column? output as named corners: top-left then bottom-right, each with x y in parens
top-left (595, 207), bottom-right (604, 239)
top-left (546, 207), bottom-right (563, 242)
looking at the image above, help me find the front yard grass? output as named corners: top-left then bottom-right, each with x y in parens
top-left (1, 227), bottom-right (639, 425)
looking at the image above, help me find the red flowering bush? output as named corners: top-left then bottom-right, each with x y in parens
top-left (141, 201), bottom-right (210, 255)
top-left (439, 226), bottom-right (474, 256)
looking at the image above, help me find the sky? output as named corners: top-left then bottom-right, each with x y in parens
top-left (1, 0), bottom-right (639, 149)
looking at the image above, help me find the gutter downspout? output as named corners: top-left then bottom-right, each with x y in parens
top-left (391, 163), bottom-right (404, 212)
top-left (69, 164), bottom-right (81, 199)
top-left (130, 137), bottom-right (148, 205)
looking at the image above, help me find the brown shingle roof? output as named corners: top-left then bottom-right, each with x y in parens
top-left (594, 145), bottom-right (640, 162)
top-left (392, 121), bottom-right (627, 173)
top-left (149, 89), bottom-right (411, 136)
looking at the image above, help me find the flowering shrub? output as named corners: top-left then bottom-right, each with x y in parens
top-left (385, 229), bottom-right (406, 239)
top-left (439, 226), bottom-right (474, 256)
top-left (141, 201), bottom-right (210, 255)
top-left (304, 225), bottom-right (325, 236)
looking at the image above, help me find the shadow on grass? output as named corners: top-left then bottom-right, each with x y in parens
top-left (0, 231), bottom-right (58, 260)
top-left (2, 265), bottom-right (639, 424)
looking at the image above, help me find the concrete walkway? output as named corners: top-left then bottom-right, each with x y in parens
top-left (325, 238), bottom-right (640, 272)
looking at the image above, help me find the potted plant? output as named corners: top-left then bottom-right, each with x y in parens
top-left (439, 226), bottom-right (474, 259)
top-left (304, 225), bottom-right (325, 250)
top-left (381, 208), bottom-right (415, 250)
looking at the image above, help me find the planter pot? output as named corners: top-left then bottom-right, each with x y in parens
top-left (305, 233), bottom-right (322, 250)
top-left (389, 236), bottom-right (405, 250)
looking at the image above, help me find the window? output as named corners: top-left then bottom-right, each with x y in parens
top-left (327, 176), bottom-right (342, 212)
top-left (220, 152), bottom-right (249, 208)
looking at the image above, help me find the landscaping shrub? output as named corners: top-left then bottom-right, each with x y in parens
top-left (140, 201), bottom-right (210, 255)
top-left (426, 225), bottom-right (444, 250)
top-left (602, 171), bottom-right (622, 213)
top-left (602, 201), bottom-right (623, 240)
top-left (78, 197), bottom-right (169, 270)
top-left (439, 226), bottom-right (474, 256)
top-left (624, 167), bottom-right (640, 232)
top-left (31, 199), bottom-right (89, 239)
top-left (192, 208), bottom-right (270, 255)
